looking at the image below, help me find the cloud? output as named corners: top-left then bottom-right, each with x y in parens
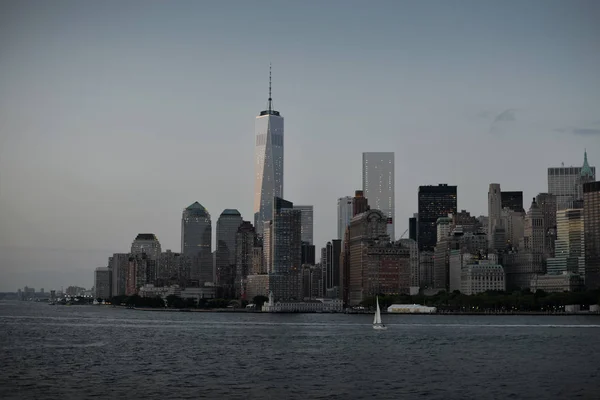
top-left (490, 109), bottom-right (518, 134)
top-left (493, 109), bottom-right (517, 123)
top-left (555, 127), bottom-right (600, 135)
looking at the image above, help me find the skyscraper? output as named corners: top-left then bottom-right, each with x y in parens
top-left (362, 152), bottom-right (395, 240)
top-left (337, 196), bottom-right (353, 241)
top-left (293, 205), bottom-right (314, 245)
top-left (584, 181), bottom-right (600, 289)
top-left (235, 221), bottom-right (256, 299)
top-left (548, 151), bottom-right (596, 210)
top-left (216, 209), bottom-right (243, 298)
top-left (501, 191), bottom-right (524, 212)
top-left (181, 202), bottom-right (212, 286)
top-left (417, 184), bottom-right (457, 251)
top-left (254, 66), bottom-right (284, 236)
top-left (488, 183), bottom-right (502, 248)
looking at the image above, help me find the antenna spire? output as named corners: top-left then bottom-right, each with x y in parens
top-left (268, 63), bottom-right (273, 112)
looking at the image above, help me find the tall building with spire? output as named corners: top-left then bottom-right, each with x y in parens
top-left (548, 150), bottom-right (595, 210)
top-left (254, 65), bottom-right (284, 237)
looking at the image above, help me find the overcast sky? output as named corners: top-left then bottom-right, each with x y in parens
top-left (1, 0), bottom-right (599, 291)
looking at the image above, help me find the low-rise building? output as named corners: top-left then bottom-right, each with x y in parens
top-left (460, 261), bottom-right (506, 295)
top-left (530, 273), bottom-right (585, 293)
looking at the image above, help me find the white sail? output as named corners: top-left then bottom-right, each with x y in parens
top-left (375, 298), bottom-right (382, 324)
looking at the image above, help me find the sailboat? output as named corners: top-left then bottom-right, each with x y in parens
top-left (373, 296), bottom-right (387, 330)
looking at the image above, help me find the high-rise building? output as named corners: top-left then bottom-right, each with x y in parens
top-left (323, 240), bottom-right (341, 294)
top-left (181, 202), bottom-right (212, 286)
top-left (352, 190), bottom-right (369, 216)
top-left (269, 197), bottom-right (302, 300)
top-left (131, 233), bottom-right (161, 260)
top-left (487, 183), bottom-right (502, 248)
top-left (109, 253), bottom-right (129, 297)
top-left (418, 184), bottom-right (457, 251)
top-left (94, 267), bottom-right (111, 300)
top-left (215, 209), bottom-right (243, 298)
top-left (235, 221), bottom-right (256, 299)
top-left (157, 250), bottom-right (184, 287)
top-left (293, 205), bottom-right (314, 245)
top-left (584, 181), bottom-right (600, 289)
top-left (536, 193), bottom-right (558, 256)
top-left (408, 214), bottom-right (417, 241)
top-left (522, 198), bottom-right (545, 254)
top-left (362, 152), bottom-right (395, 240)
top-left (301, 241), bottom-right (316, 265)
top-left (254, 67), bottom-right (284, 236)
top-left (546, 209), bottom-right (584, 275)
top-left (501, 191), bottom-right (524, 212)
top-left (337, 196), bottom-right (353, 241)
top-left (130, 234), bottom-right (161, 289)
top-left (548, 151), bottom-right (595, 210)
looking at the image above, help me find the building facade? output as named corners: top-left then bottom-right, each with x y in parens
top-left (548, 151), bottom-right (596, 211)
top-left (337, 196), bottom-right (353, 243)
top-left (584, 181), bottom-right (600, 289)
top-left (215, 209), bottom-right (243, 298)
top-left (501, 191), bottom-right (524, 212)
top-left (181, 202), bottom-right (212, 286)
top-left (293, 205), bottom-right (314, 245)
top-left (418, 184), bottom-right (458, 251)
top-left (235, 221), bottom-right (256, 299)
top-left (546, 209), bottom-right (584, 275)
top-left (363, 152), bottom-right (395, 240)
top-left (94, 267), bottom-right (111, 300)
top-left (460, 262), bottom-right (506, 295)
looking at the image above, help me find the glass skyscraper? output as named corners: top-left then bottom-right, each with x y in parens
top-left (418, 184), bottom-right (457, 251)
top-left (181, 202), bottom-right (212, 286)
top-left (362, 152), bottom-right (395, 240)
top-left (254, 68), bottom-right (284, 237)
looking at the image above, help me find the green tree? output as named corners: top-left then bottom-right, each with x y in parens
top-left (252, 295), bottom-right (269, 309)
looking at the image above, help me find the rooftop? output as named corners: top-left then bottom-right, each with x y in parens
top-left (221, 209), bottom-right (241, 216)
top-left (134, 233), bottom-right (158, 241)
top-left (186, 201), bottom-right (206, 211)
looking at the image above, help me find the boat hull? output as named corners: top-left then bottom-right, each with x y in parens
top-left (373, 324), bottom-right (387, 330)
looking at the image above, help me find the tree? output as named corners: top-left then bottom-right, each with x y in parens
top-left (253, 295), bottom-right (269, 309)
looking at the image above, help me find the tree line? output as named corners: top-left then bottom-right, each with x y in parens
top-left (362, 289), bottom-right (600, 312)
top-left (109, 294), bottom-right (270, 309)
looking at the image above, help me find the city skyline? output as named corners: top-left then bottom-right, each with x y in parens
top-left (1, 0), bottom-right (599, 291)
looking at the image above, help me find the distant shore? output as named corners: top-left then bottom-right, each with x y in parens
top-left (128, 307), bottom-right (600, 316)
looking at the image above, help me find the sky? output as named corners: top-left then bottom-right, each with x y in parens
top-left (0, 0), bottom-right (599, 291)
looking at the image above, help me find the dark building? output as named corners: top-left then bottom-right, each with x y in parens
top-left (584, 181), bottom-right (600, 289)
top-left (181, 202), bottom-right (212, 286)
top-left (301, 241), bottom-right (316, 265)
top-left (409, 215), bottom-right (417, 241)
top-left (418, 184), bottom-right (458, 252)
top-left (501, 191), bottom-right (524, 212)
top-left (324, 240), bottom-right (342, 292)
top-left (216, 209), bottom-right (243, 299)
top-left (352, 190), bottom-right (369, 216)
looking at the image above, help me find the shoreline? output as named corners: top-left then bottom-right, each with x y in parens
top-left (129, 307), bottom-right (600, 316)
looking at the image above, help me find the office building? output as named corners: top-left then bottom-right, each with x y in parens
top-left (584, 181), bottom-right (600, 289)
top-left (293, 205), bottom-right (314, 245)
top-left (337, 196), bottom-right (353, 242)
top-left (109, 253), bottom-right (130, 297)
top-left (363, 152), bottom-right (395, 240)
top-left (235, 221), bottom-right (256, 299)
top-left (546, 209), bottom-right (584, 275)
top-left (254, 67), bottom-right (284, 236)
top-left (418, 184), bottom-right (457, 251)
top-left (215, 209), bottom-right (243, 298)
top-left (536, 192), bottom-right (558, 256)
top-left (548, 151), bottom-right (595, 210)
top-left (409, 214), bottom-right (417, 241)
top-left (94, 267), bottom-right (111, 300)
top-left (181, 202), bottom-right (212, 286)
top-left (501, 191), bottom-right (524, 212)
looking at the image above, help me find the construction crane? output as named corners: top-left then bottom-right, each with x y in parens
top-left (400, 229), bottom-right (408, 239)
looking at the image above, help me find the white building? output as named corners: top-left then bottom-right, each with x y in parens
top-left (293, 205), bottom-right (314, 245)
top-left (530, 272), bottom-right (584, 293)
top-left (460, 261), bottom-right (506, 295)
top-left (262, 292), bottom-right (343, 312)
top-left (362, 152), bottom-right (395, 240)
top-left (337, 196), bottom-right (353, 243)
top-left (254, 67), bottom-right (284, 236)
